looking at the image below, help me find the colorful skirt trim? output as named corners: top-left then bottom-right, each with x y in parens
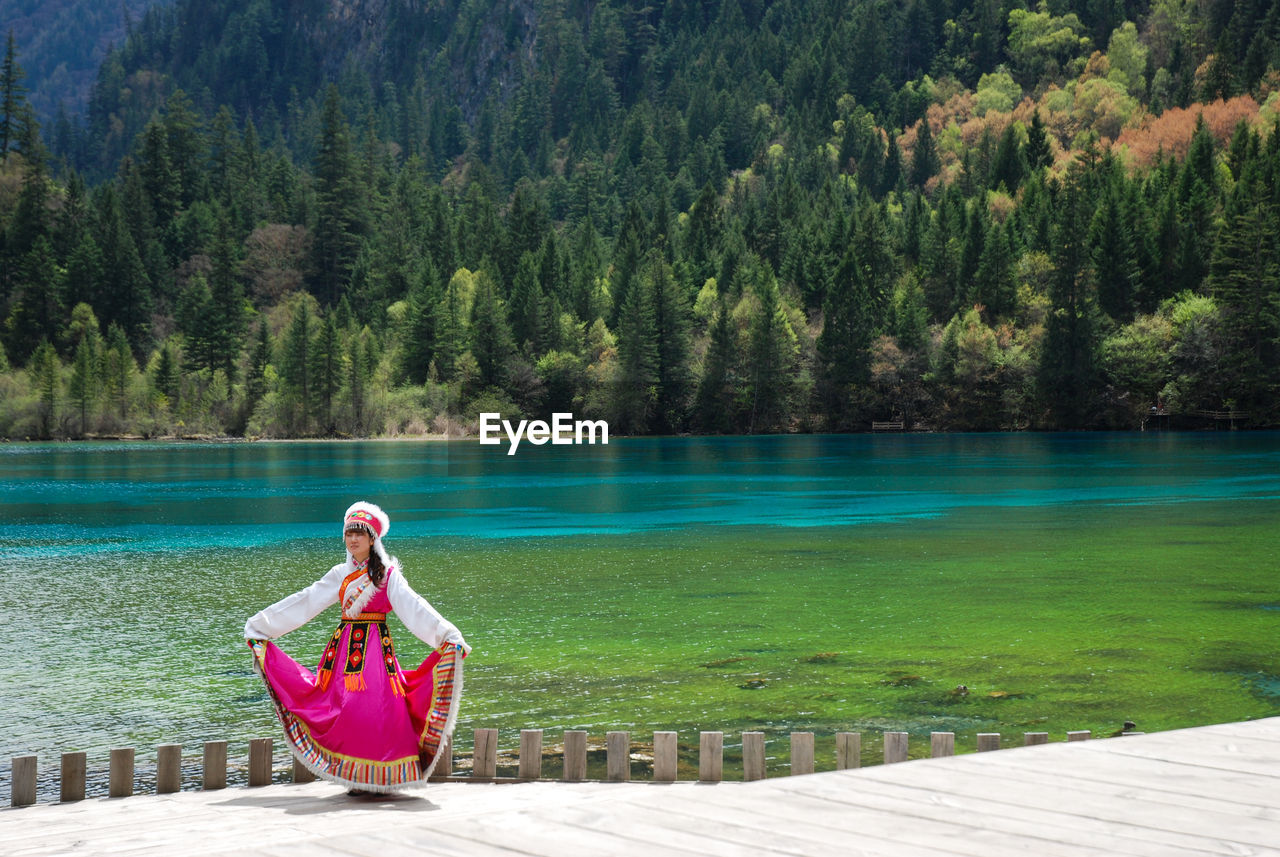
top-left (251, 630), bottom-right (464, 793)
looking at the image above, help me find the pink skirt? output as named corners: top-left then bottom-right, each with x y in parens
top-left (251, 620), bottom-right (462, 791)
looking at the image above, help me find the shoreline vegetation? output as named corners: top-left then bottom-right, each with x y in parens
top-left (3, 3), bottom-right (1280, 440)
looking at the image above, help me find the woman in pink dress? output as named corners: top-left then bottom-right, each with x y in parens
top-left (245, 501), bottom-right (468, 793)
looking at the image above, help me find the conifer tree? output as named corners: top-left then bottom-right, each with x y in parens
top-left (1208, 178), bottom-right (1280, 415)
top-left (469, 269), bottom-right (516, 392)
top-left (30, 340), bottom-right (59, 438)
top-left (402, 262), bottom-right (442, 385)
top-left (0, 31), bottom-right (26, 161)
top-left (747, 277), bottom-right (798, 433)
top-left (313, 85), bottom-right (363, 305)
top-left (613, 253), bottom-right (660, 433)
top-left (694, 299), bottom-right (739, 432)
top-left (909, 119), bottom-right (939, 189)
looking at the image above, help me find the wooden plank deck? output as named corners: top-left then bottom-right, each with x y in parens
top-left (3, 717), bottom-right (1278, 856)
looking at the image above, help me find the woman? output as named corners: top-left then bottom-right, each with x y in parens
top-left (245, 501), bottom-right (468, 792)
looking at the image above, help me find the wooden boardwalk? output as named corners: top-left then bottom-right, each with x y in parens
top-left (3, 717), bottom-right (1278, 856)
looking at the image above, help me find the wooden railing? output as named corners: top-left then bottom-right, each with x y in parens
top-left (8, 727), bottom-right (1117, 807)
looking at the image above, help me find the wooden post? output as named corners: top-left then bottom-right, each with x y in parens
top-left (742, 732), bottom-right (766, 782)
top-left (930, 732), bottom-right (955, 758)
top-left (1067, 730), bottom-right (1091, 742)
top-left (473, 729), bottom-right (498, 779)
top-left (109, 748), bottom-right (134, 798)
top-left (248, 738), bottom-right (272, 787)
top-left (1024, 732), bottom-right (1049, 746)
top-left (884, 732), bottom-right (909, 764)
top-left (156, 744), bottom-right (182, 794)
top-left (11, 755), bottom-right (36, 807)
top-left (562, 731), bottom-right (587, 782)
top-left (518, 729), bottom-right (543, 780)
top-left (437, 738), bottom-right (454, 776)
top-left (292, 757), bottom-right (316, 783)
top-left (836, 732), bottom-right (861, 770)
top-left (653, 732), bottom-right (678, 783)
top-left (699, 731), bottom-right (723, 783)
top-left (977, 733), bottom-right (1001, 752)
top-left (606, 731), bottom-right (630, 782)
top-left (61, 752), bottom-right (86, 803)
top-left (203, 741), bottom-right (227, 790)
top-left (790, 732), bottom-right (814, 776)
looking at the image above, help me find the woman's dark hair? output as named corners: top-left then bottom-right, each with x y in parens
top-left (368, 548), bottom-right (386, 587)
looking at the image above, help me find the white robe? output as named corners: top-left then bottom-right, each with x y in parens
top-left (244, 562), bottom-right (469, 654)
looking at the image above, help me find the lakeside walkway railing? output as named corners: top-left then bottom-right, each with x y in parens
top-left (7, 727), bottom-right (1112, 807)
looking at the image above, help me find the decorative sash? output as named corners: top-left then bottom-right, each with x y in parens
top-left (316, 618), bottom-right (402, 694)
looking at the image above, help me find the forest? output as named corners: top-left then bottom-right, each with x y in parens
top-left (0, 0), bottom-right (1278, 439)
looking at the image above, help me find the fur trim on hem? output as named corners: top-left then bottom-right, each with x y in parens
top-left (249, 640), bottom-right (462, 791)
top-left (281, 741), bottom-right (430, 794)
top-left (420, 651), bottom-right (464, 780)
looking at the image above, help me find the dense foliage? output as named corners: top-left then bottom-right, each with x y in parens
top-left (0, 1), bottom-right (172, 123)
top-left (1, 0), bottom-right (1279, 438)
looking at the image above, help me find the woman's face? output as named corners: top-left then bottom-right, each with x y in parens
top-left (344, 528), bottom-right (372, 561)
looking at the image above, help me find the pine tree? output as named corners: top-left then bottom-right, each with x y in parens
top-left (29, 339), bottom-right (60, 438)
top-left (1089, 184), bottom-right (1140, 323)
top-left (1208, 179), bottom-right (1280, 415)
top-left (469, 269), bottom-right (516, 391)
top-left (68, 336), bottom-right (97, 436)
top-left (972, 219), bottom-right (1017, 320)
top-left (1024, 110), bottom-right (1052, 171)
top-left (909, 119), bottom-right (939, 189)
top-left (313, 85), bottom-right (364, 305)
top-left (280, 295), bottom-right (318, 434)
top-left (1039, 171), bottom-right (1102, 427)
top-left (612, 260), bottom-right (659, 434)
top-left (747, 278), bottom-right (798, 433)
top-left (0, 30), bottom-right (26, 161)
top-left (312, 310), bottom-right (341, 434)
top-left (694, 299), bottom-right (740, 432)
top-left (102, 323), bottom-right (136, 421)
top-left (402, 262), bottom-right (442, 384)
top-left (648, 252), bottom-right (692, 433)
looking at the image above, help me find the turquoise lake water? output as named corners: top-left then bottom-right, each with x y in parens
top-left (2, 433), bottom-right (1278, 793)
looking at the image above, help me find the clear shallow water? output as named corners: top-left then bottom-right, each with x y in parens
top-left (2, 433), bottom-right (1278, 793)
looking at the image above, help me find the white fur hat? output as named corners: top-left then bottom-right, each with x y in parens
top-left (343, 501), bottom-right (390, 540)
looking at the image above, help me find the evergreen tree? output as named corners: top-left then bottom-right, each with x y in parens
top-left (694, 299), bottom-right (740, 432)
top-left (68, 336), bottom-right (97, 436)
top-left (280, 295), bottom-right (318, 434)
top-left (469, 269), bottom-right (516, 391)
top-left (1208, 179), bottom-right (1280, 415)
top-left (1039, 171), bottom-right (1102, 427)
top-left (312, 85), bottom-right (365, 305)
top-left (0, 30), bottom-right (26, 161)
top-left (29, 339), bottom-right (59, 438)
top-left (648, 252), bottom-right (692, 433)
top-left (909, 119), bottom-right (939, 189)
top-left (1090, 184), bottom-right (1140, 323)
top-left (1024, 110), bottom-right (1052, 171)
top-left (612, 259), bottom-right (659, 434)
top-left (102, 322), bottom-right (136, 421)
top-left (972, 219), bottom-right (1017, 320)
top-left (312, 310), bottom-right (341, 433)
top-left (818, 248), bottom-right (876, 427)
top-left (747, 277), bottom-right (798, 433)
top-left (402, 262), bottom-right (442, 384)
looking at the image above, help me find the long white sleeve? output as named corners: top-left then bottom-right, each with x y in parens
top-left (387, 569), bottom-right (469, 654)
top-left (244, 565), bottom-right (344, 641)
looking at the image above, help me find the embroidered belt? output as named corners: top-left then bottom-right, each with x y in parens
top-left (316, 618), bottom-right (402, 695)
